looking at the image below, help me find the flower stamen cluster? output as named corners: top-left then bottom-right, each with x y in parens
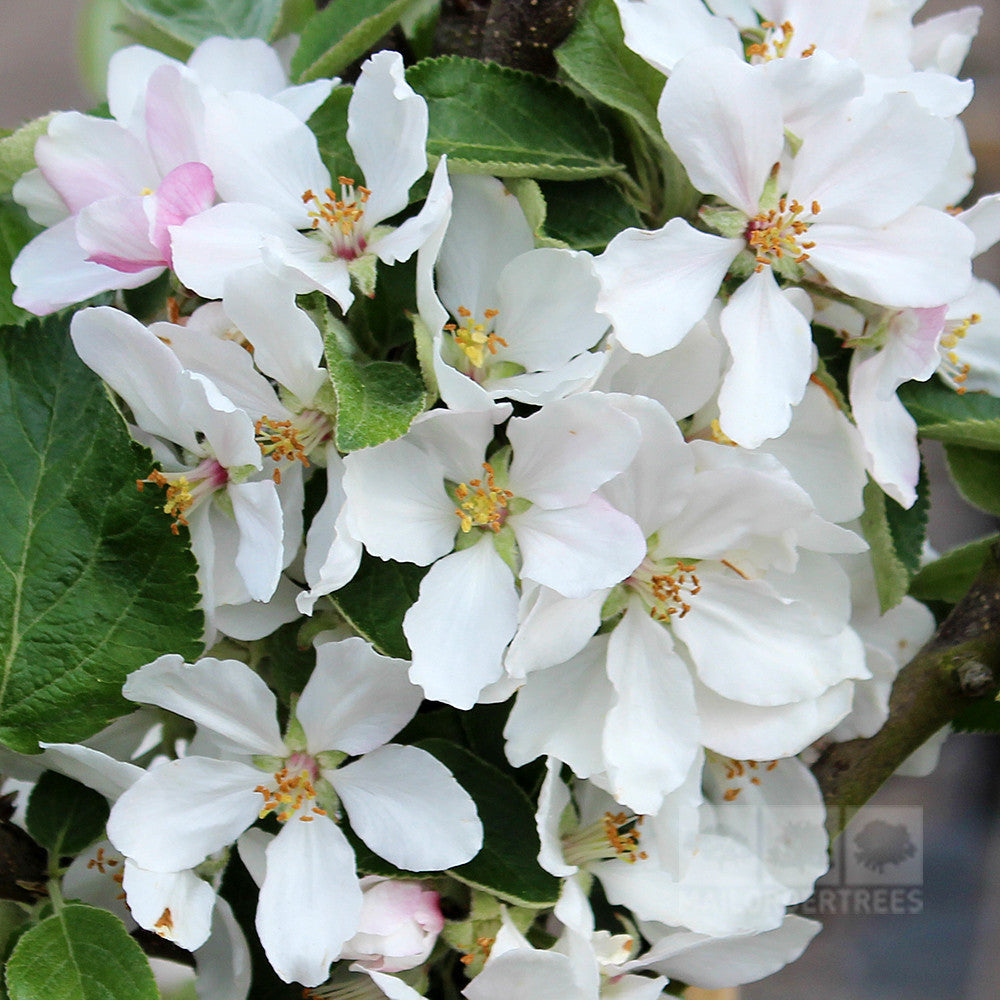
top-left (137, 459), bottom-right (228, 534)
top-left (255, 765), bottom-right (328, 824)
top-left (453, 462), bottom-right (513, 533)
top-left (940, 312), bottom-right (980, 394)
top-left (562, 810), bottom-right (647, 866)
top-left (444, 306), bottom-right (506, 370)
top-left (746, 198), bottom-right (820, 272)
top-left (302, 178), bottom-right (371, 260)
top-left (628, 557), bottom-right (702, 621)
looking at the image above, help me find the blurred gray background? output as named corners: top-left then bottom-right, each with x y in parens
top-left (1, 2), bottom-right (997, 997)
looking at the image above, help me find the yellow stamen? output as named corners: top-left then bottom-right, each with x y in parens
top-left (454, 462), bottom-right (513, 533)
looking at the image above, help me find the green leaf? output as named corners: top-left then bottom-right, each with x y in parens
top-left (909, 534), bottom-right (999, 604)
top-left (0, 315), bottom-right (203, 754)
top-left (899, 379), bottom-right (1000, 449)
top-left (406, 56), bottom-right (621, 179)
top-left (329, 553), bottom-right (426, 659)
top-left (0, 118), bottom-right (51, 196)
top-left (951, 693), bottom-right (1000, 734)
top-left (292, 0), bottom-right (424, 81)
top-left (5, 904), bottom-right (157, 1000)
top-left (309, 87), bottom-right (361, 187)
top-left (944, 443), bottom-right (1000, 515)
top-left (119, 0), bottom-right (282, 47)
top-left (859, 469), bottom-right (929, 613)
top-left (0, 200), bottom-right (40, 327)
top-left (555, 0), bottom-right (666, 145)
top-left (416, 739), bottom-right (561, 908)
top-left (270, 0), bottom-right (315, 40)
top-left (538, 178), bottom-right (641, 251)
top-left (25, 773), bottom-right (110, 857)
top-left (321, 313), bottom-right (427, 452)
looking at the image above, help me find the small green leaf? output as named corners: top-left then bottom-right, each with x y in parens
top-left (899, 379), bottom-right (1000, 450)
top-left (270, 0), bottom-right (315, 40)
top-left (0, 200), bottom-right (40, 327)
top-left (329, 553), bottom-right (426, 659)
top-left (292, 0), bottom-right (424, 81)
top-left (5, 904), bottom-right (157, 1000)
top-left (119, 0), bottom-right (282, 47)
top-left (321, 313), bottom-right (427, 452)
top-left (407, 56), bottom-right (621, 179)
top-left (538, 178), bottom-right (641, 251)
top-left (555, 0), bottom-right (666, 145)
top-left (909, 534), bottom-right (999, 604)
top-left (0, 117), bottom-right (51, 196)
top-left (25, 773), bottom-right (110, 858)
top-left (416, 739), bottom-right (561, 908)
top-left (944, 444), bottom-right (1000, 515)
top-left (0, 315), bottom-right (203, 753)
top-left (859, 469), bottom-right (929, 613)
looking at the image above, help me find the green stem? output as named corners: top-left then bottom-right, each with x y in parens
top-left (812, 542), bottom-right (1000, 839)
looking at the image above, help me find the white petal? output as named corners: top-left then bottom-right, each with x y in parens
top-left (38, 743), bottom-right (142, 801)
top-left (108, 757), bottom-right (263, 871)
top-left (535, 760), bottom-right (579, 879)
top-left (373, 155), bottom-right (451, 266)
top-left (596, 220), bottom-right (741, 355)
top-left (123, 654), bottom-right (285, 755)
top-left (193, 898), bottom-right (253, 1000)
top-left (464, 950), bottom-right (583, 1000)
top-left (123, 862), bottom-right (216, 951)
top-left (331, 744), bottom-right (483, 870)
top-left (505, 585), bottom-right (604, 678)
top-left (404, 540), bottom-right (519, 709)
top-left (256, 817), bottom-right (363, 986)
top-left (229, 480), bottom-right (285, 603)
top-left (299, 636), bottom-right (420, 755)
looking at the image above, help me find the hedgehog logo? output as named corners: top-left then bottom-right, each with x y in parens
top-left (853, 819), bottom-right (918, 874)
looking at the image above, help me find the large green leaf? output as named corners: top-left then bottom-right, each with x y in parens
top-left (944, 443), bottom-right (1000, 514)
top-left (329, 553), bottom-right (426, 660)
top-left (5, 905), bottom-right (157, 1000)
top-left (909, 533), bottom-right (999, 604)
top-left (292, 0), bottom-right (424, 81)
top-left (119, 0), bottom-right (283, 48)
top-left (417, 739), bottom-right (561, 908)
top-left (322, 313), bottom-right (427, 452)
top-left (0, 315), bottom-right (203, 753)
top-left (25, 774), bottom-right (110, 858)
top-left (555, 0), bottom-right (666, 145)
top-left (0, 201), bottom-right (39, 327)
top-left (859, 470), bottom-right (929, 613)
top-left (407, 57), bottom-right (621, 179)
top-left (898, 378), bottom-right (1000, 449)
top-left (538, 178), bottom-right (641, 252)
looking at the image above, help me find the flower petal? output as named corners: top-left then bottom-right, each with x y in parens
top-left (122, 862), bottom-right (216, 951)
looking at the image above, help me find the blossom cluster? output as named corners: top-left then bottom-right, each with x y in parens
top-left (2, 2), bottom-right (994, 997)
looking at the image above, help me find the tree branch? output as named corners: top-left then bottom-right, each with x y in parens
top-left (481, 0), bottom-right (580, 74)
top-left (812, 543), bottom-right (1000, 839)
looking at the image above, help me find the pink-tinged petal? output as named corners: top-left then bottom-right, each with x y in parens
top-left (122, 654), bottom-right (285, 756)
top-left (507, 393), bottom-right (641, 507)
top-left (603, 605), bottom-right (700, 814)
top-left (299, 637), bottom-right (420, 755)
top-left (374, 155), bottom-right (451, 266)
top-left (505, 585), bottom-right (604, 678)
top-left (343, 438), bottom-right (456, 564)
top-left (658, 48), bottom-right (782, 216)
top-left (504, 635), bottom-right (615, 777)
top-left (403, 540), bottom-right (519, 708)
top-left (256, 817), bottom-right (362, 986)
top-left (203, 91), bottom-right (329, 222)
top-left (718, 269), bottom-right (813, 448)
top-left (513, 497), bottom-right (645, 598)
top-left (437, 174), bottom-right (534, 321)
top-left (193, 898), bottom-right (253, 1000)
top-left (122, 863), bottom-right (216, 951)
top-left (106, 45), bottom-right (179, 129)
top-left (69, 307), bottom-right (200, 451)
top-left (35, 112), bottom-right (158, 211)
top-left (143, 64), bottom-right (207, 174)
top-left (614, 0), bottom-right (742, 74)
top-left (222, 264), bottom-right (328, 404)
top-left (597, 220), bottom-right (740, 356)
top-left (348, 51), bottom-right (427, 228)
top-left (12, 168), bottom-right (68, 226)
top-left (807, 207), bottom-right (974, 308)
top-left (638, 915), bottom-right (820, 988)
top-left (38, 743), bottom-right (142, 800)
top-left (673, 567), bottom-right (868, 706)
top-left (13, 221), bottom-right (162, 315)
top-left (330, 744), bottom-right (483, 870)
top-left (150, 162), bottom-right (215, 261)
top-left (695, 678), bottom-right (855, 760)
top-left (76, 195), bottom-right (163, 272)
top-left (107, 757), bottom-right (263, 871)
top-left (229, 480), bottom-right (285, 603)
